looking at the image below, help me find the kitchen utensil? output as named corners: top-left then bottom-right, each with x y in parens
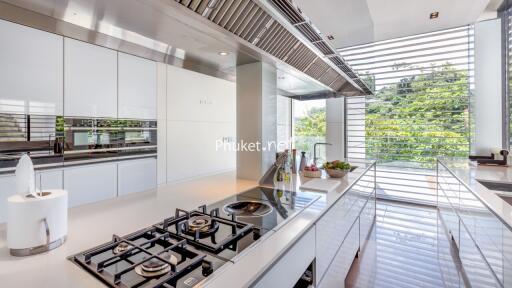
top-left (299, 152), bottom-right (306, 172)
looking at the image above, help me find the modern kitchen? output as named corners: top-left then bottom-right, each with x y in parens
top-left (1, 0), bottom-right (512, 287)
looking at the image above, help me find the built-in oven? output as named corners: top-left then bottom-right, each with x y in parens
top-left (116, 119), bottom-right (157, 157)
top-left (63, 118), bottom-right (121, 162)
top-left (63, 118), bottom-right (156, 162)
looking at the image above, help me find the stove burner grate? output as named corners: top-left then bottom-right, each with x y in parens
top-left (112, 242), bottom-right (133, 254)
top-left (70, 228), bottom-right (209, 288)
top-left (158, 205), bottom-right (257, 253)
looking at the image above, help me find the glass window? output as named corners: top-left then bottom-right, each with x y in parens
top-left (276, 95), bottom-right (292, 151)
top-left (340, 26), bottom-right (474, 205)
top-left (292, 99), bottom-right (326, 166)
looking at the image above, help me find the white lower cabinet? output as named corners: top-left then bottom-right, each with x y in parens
top-left (459, 222), bottom-right (500, 288)
top-left (118, 158), bottom-right (157, 196)
top-left (316, 193), bottom-right (358, 280)
top-left (35, 169), bottom-right (63, 191)
top-left (359, 195), bottom-right (375, 248)
top-left (0, 174), bottom-right (16, 223)
top-left (318, 220), bottom-right (360, 288)
top-left (253, 227), bottom-right (316, 288)
top-left (64, 163), bottom-right (117, 207)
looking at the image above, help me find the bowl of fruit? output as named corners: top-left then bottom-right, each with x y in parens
top-left (323, 160), bottom-right (352, 178)
top-left (303, 164), bottom-right (322, 178)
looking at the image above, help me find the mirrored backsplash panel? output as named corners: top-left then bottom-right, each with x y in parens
top-left (0, 113), bottom-right (64, 168)
top-left (0, 114), bottom-right (156, 170)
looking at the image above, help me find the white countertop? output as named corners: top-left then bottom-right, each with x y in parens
top-left (438, 158), bottom-right (512, 230)
top-left (0, 162), bottom-right (374, 288)
top-left (202, 163), bottom-right (374, 288)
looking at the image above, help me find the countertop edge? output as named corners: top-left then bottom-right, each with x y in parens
top-left (438, 158), bottom-right (512, 231)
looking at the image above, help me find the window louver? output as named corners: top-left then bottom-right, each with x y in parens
top-left (339, 26), bottom-right (474, 205)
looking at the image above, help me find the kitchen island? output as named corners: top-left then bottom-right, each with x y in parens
top-left (0, 161), bottom-right (376, 288)
top-left (437, 158), bottom-right (512, 287)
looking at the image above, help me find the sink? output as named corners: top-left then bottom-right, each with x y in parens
top-left (476, 180), bottom-right (512, 192)
top-left (222, 201), bottom-right (273, 217)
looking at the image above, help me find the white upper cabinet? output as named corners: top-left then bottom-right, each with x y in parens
top-left (64, 38), bottom-right (117, 118)
top-left (166, 65), bottom-right (235, 123)
top-left (0, 20), bottom-right (63, 115)
top-left (118, 53), bottom-right (157, 119)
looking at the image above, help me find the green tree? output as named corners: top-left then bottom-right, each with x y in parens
top-left (365, 63), bottom-right (470, 167)
top-left (294, 107), bottom-right (326, 136)
top-left (293, 106), bottom-right (326, 161)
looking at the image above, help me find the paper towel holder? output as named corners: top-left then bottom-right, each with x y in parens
top-left (10, 217), bottom-right (66, 257)
top-left (8, 190), bottom-right (68, 257)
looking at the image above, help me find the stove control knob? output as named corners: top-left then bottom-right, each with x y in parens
top-left (253, 228), bottom-right (261, 240)
top-left (202, 261), bottom-right (213, 276)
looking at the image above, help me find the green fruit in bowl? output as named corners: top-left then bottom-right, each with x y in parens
top-left (323, 160), bottom-right (351, 170)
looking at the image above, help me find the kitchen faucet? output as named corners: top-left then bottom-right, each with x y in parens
top-left (258, 152), bottom-right (288, 187)
top-left (313, 142), bottom-right (332, 165)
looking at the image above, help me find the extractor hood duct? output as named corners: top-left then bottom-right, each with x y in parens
top-left (173, 0), bottom-right (372, 97)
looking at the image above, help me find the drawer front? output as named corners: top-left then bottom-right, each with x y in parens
top-left (253, 227), bottom-right (315, 288)
top-left (118, 158), bottom-right (156, 196)
top-left (359, 192), bottom-right (376, 248)
top-left (318, 219), bottom-right (360, 288)
top-left (438, 186), bottom-right (460, 247)
top-left (0, 175), bottom-right (16, 223)
top-left (316, 193), bottom-right (358, 280)
top-left (64, 163), bottom-right (117, 207)
top-left (459, 222), bottom-right (500, 288)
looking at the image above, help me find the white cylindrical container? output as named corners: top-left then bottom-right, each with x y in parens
top-left (7, 189), bottom-right (68, 256)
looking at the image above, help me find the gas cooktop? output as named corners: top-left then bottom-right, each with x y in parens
top-left (69, 187), bottom-right (319, 288)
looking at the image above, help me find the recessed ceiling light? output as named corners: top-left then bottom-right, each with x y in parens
top-left (430, 12), bottom-right (439, 19)
top-left (218, 51), bottom-right (229, 56)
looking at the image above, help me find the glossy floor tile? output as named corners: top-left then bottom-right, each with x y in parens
top-left (346, 201), bottom-right (466, 288)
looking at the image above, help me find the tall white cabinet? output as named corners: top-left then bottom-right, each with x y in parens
top-left (0, 20), bottom-right (63, 115)
top-left (118, 53), bottom-right (157, 119)
top-left (64, 38), bottom-right (118, 118)
top-left (165, 65), bottom-right (236, 183)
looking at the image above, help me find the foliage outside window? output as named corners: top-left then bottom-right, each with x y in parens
top-left (340, 26), bottom-right (473, 204)
top-left (365, 65), bottom-right (470, 166)
top-left (292, 100), bottom-right (326, 164)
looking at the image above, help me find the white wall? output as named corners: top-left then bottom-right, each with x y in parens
top-left (326, 98), bottom-right (345, 160)
top-left (277, 96), bottom-right (292, 150)
top-left (160, 65), bottom-right (236, 183)
top-left (236, 62), bottom-right (277, 180)
top-left (474, 18), bottom-right (503, 155)
top-left (157, 63), bottom-right (168, 185)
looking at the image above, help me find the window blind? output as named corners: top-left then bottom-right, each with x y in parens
top-left (339, 26), bottom-right (474, 205)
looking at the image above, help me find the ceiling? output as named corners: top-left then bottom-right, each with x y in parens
top-left (293, 0), bottom-right (503, 49)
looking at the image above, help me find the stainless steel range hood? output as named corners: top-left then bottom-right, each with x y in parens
top-left (0, 0), bottom-right (371, 98)
top-left (172, 0), bottom-right (372, 97)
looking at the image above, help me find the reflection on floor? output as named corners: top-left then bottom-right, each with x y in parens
top-left (346, 201), bottom-right (465, 288)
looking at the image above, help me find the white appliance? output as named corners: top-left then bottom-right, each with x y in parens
top-left (7, 189), bottom-right (68, 256)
